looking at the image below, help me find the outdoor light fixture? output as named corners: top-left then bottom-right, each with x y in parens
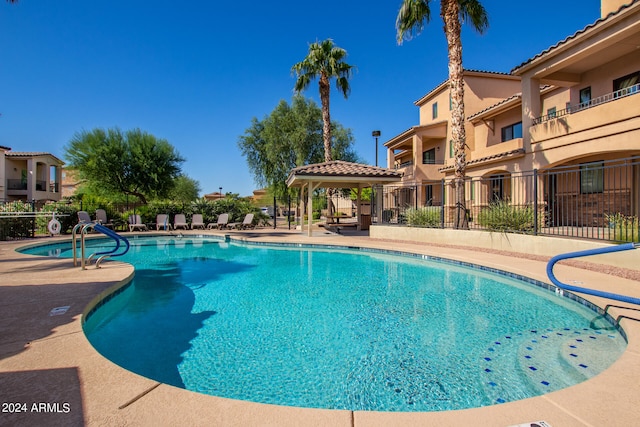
top-left (372, 130), bottom-right (381, 167)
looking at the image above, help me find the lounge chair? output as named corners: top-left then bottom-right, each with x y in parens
top-left (77, 210), bottom-right (93, 224)
top-left (156, 214), bottom-right (172, 231)
top-left (207, 213), bottom-right (228, 229)
top-left (128, 214), bottom-right (148, 232)
top-left (229, 213), bottom-right (255, 229)
top-left (174, 214), bottom-right (189, 230)
top-left (95, 209), bottom-right (114, 229)
top-left (191, 214), bottom-right (205, 230)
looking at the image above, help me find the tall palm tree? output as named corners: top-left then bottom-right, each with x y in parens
top-left (396, 0), bottom-right (488, 229)
top-left (292, 39), bottom-right (354, 163)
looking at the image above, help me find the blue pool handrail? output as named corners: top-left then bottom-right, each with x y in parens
top-left (546, 242), bottom-right (640, 305)
top-left (92, 223), bottom-right (130, 268)
top-left (73, 222), bottom-right (130, 269)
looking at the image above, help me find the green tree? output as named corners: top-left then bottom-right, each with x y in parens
top-left (169, 175), bottom-right (201, 203)
top-left (238, 96), bottom-right (358, 200)
top-left (292, 39), bottom-right (354, 163)
top-left (65, 128), bottom-right (185, 204)
top-left (396, 0), bottom-right (488, 229)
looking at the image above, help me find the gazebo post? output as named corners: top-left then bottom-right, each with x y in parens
top-left (356, 186), bottom-right (362, 231)
top-left (307, 181), bottom-right (320, 237)
top-left (308, 181), bottom-right (313, 237)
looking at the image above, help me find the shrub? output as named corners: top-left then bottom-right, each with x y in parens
top-left (404, 207), bottom-right (441, 227)
top-left (477, 201), bottom-right (535, 233)
top-left (606, 212), bottom-right (640, 243)
top-left (0, 201), bottom-right (35, 239)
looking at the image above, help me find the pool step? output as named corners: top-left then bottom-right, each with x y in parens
top-left (481, 328), bottom-right (624, 405)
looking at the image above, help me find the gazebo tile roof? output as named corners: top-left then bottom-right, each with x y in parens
top-left (289, 160), bottom-right (401, 178)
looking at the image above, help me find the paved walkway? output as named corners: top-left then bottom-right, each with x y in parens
top-left (1, 229), bottom-right (639, 426)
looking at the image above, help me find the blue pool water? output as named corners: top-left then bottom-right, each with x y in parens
top-left (23, 236), bottom-right (627, 411)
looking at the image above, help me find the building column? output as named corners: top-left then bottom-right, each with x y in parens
top-left (521, 75), bottom-right (541, 150)
top-left (413, 134), bottom-right (423, 206)
top-left (387, 147), bottom-right (395, 169)
top-left (26, 158), bottom-right (35, 201)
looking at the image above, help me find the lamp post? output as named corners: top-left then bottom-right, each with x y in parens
top-left (372, 130), bottom-right (381, 167)
top-left (219, 186), bottom-right (223, 199)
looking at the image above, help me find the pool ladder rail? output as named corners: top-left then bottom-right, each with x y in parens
top-left (72, 222), bottom-right (130, 269)
top-left (546, 242), bottom-right (640, 306)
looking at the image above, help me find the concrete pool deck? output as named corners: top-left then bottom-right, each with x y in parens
top-left (1, 228), bottom-right (639, 426)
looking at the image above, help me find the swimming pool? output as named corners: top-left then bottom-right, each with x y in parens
top-left (23, 236), bottom-right (627, 412)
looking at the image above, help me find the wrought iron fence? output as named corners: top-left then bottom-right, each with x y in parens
top-left (0, 199), bottom-right (149, 239)
top-left (373, 157), bottom-right (640, 243)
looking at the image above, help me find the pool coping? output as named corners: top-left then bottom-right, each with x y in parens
top-left (1, 229), bottom-right (639, 426)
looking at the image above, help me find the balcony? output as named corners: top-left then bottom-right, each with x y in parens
top-left (469, 138), bottom-right (524, 164)
top-left (530, 84), bottom-right (640, 145)
top-left (7, 179), bottom-right (27, 191)
top-left (394, 160), bottom-right (414, 180)
top-left (532, 84), bottom-right (640, 126)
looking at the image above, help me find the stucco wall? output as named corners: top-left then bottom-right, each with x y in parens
top-left (370, 225), bottom-right (639, 270)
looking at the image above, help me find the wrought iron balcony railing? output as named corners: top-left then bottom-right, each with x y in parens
top-left (532, 83), bottom-right (640, 126)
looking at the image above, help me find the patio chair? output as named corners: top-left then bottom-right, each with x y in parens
top-left (191, 214), bottom-right (205, 230)
top-left (156, 214), bottom-right (172, 231)
top-left (207, 213), bottom-right (228, 230)
top-left (95, 209), bottom-right (114, 229)
top-left (128, 214), bottom-right (148, 232)
top-left (229, 213), bottom-right (255, 229)
top-left (77, 210), bottom-right (93, 224)
top-left (174, 214), bottom-right (189, 230)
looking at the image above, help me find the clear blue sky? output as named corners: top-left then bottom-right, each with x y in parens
top-left (1, 0), bottom-right (601, 197)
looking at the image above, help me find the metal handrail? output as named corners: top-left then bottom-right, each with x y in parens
top-left (72, 221), bottom-right (130, 269)
top-left (72, 222), bottom-right (88, 267)
top-left (546, 242), bottom-right (640, 305)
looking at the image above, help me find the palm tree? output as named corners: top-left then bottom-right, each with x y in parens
top-left (396, 0), bottom-right (488, 229)
top-left (292, 39), bottom-right (354, 163)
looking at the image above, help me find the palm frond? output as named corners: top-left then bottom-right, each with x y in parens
top-left (396, 0), bottom-right (432, 44)
top-left (459, 0), bottom-right (489, 34)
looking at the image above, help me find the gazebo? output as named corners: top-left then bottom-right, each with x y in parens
top-left (285, 160), bottom-right (403, 236)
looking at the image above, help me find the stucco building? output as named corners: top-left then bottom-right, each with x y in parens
top-left (383, 0), bottom-right (640, 228)
top-left (0, 147), bottom-right (64, 203)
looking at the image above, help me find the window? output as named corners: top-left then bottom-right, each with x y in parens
top-left (424, 185), bottom-right (433, 205)
top-left (500, 122), bottom-right (522, 142)
top-left (579, 87), bottom-right (591, 107)
top-left (422, 148), bottom-right (436, 164)
top-left (580, 161), bottom-right (604, 194)
top-left (547, 107), bottom-right (556, 119)
top-left (449, 140), bottom-right (453, 158)
top-left (490, 175), bottom-right (505, 202)
top-left (432, 102), bottom-right (438, 119)
top-left (614, 71), bottom-right (639, 92)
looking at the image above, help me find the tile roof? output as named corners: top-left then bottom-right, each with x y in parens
top-left (6, 151), bottom-right (64, 163)
top-left (439, 149), bottom-right (525, 172)
top-left (0, 145), bottom-right (11, 151)
top-left (289, 160), bottom-right (401, 178)
top-left (467, 93), bottom-right (522, 121)
top-left (511, 0), bottom-right (640, 73)
top-left (7, 151), bottom-right (50, 156)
